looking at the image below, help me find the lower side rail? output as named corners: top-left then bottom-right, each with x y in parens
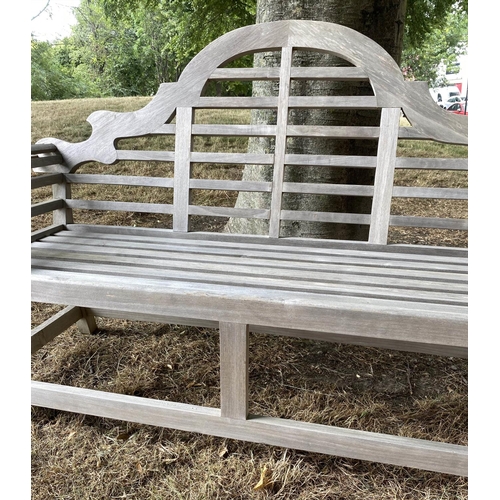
top-left (86, 308), bottom-right (467, 358)
top-left (31, 381), bottom-right (467, 476)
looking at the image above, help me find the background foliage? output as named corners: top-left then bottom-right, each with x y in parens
top-left (31, 0), bottom-right (467, 100)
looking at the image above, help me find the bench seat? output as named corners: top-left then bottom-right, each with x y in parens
top-left (32, 225), bottom-right (467, 358)
top-left (31, 20), bottom-right (468, 476)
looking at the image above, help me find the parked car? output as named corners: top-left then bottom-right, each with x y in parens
top-left (446, 102), bottom-right (468, 115)
top-left (443, 96), bottom-right (466, 109)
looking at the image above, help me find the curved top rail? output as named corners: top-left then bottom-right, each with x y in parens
top-left (35, 20), bottom-right (467, 172)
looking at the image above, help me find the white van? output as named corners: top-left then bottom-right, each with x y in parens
top-left (430, 86), bottom-right (462, 106)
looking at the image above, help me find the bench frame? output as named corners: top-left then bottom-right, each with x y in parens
top-left (31, 20), bottom-right (468, 477)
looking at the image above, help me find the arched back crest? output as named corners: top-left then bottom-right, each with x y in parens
top-left (177, 20), bottom-right (403, 98)
top-left (36, 20), bottom-right (467, 170)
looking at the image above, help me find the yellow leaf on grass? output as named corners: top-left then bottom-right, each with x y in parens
top-left (253, 465), bottom-right (272, 491)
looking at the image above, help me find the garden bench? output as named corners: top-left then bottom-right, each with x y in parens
top-left (31, 20), bottom-right (467, 476)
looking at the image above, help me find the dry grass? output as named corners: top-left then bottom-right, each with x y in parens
top-left (31, 97), bottom-right (468, 499)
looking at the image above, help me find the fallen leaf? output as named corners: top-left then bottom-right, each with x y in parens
top-left (116, 432), bottom-right (132, 441)
top-left (253, 465), bottom-right (272, 491)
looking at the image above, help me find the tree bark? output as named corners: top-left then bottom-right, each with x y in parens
top-left (225, 0), bottom-right (407, 239)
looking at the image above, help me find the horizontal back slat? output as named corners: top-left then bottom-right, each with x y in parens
top-left (189, 206), bottom-right (269, 219)
top-left (209, 67), bottom-right (369, 81)
top-left (283, 182), bottom-right (374, 196)
top-left (32, 199), bottom-right (64, 217)
top-left (390, 215), bottom-right (467, 230)
top-left (281, 211), bottom-right (372, 225)
top-left (395, 158), bottom-right (468, 170)
top-left (67, 200), bottom-right (174, 214)
top-left (192, 124), bottom-right (277, 137)
top-left (287, 125), bottom-right (380, 138)
top-left (116, 151), bottom-right (176, 162)
top-left (32, 173), bottom-right (64, 189)
top-left (195, 96), bottom-right (378, 109)
top-left (190, 152), bottom-right (274, 164)
top-left (31, 154), bottom-right (64, 169)
top-left (392, 187), bottom-right (467, 200)
top-left (66, 174), bottom-right (174, 188)
top-left (190, 179), bottom-right (272, 192)
top-left (285, 154), bottom-right (378, 167)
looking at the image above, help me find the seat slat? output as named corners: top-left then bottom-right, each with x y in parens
top-left (64, 226), bottom-right (469, 264)
top-left (35, 233), bottom-right (467, 277)
top-left (31, 255), bottom-right (466, 306)
top-left (31, 245), bottom-right (467, 295)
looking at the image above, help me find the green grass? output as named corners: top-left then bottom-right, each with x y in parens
top-left (31, 97), bottom-right (468, 500)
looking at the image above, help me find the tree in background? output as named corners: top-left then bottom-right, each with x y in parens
top-left (31, 0), bottom-right (467, 101)
top-left (401, 6), bottom-right (468, 86)
top-left (31, 37), bottom-right (90, 100)
top-left (228, 0), bottom-right (406, 238)
top-left (226, 0), bottom-right (468, 239)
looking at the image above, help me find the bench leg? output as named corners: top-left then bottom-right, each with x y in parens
top-left (219, 322), bottom-right (249, 420)
top-left (76, 308), bottom-right (98, 334)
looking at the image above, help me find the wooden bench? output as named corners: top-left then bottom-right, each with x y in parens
top-left (31, 20), bottom-right (467, 476)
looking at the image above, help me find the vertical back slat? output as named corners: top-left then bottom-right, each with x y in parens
top-left (269, 46), bottom-right (294, 238)
top-left (173, 107), bottom-right (194, 232)
top-left (52, 179), bottom-right (73, 226)
top-left (368, 107), bottom-right (401, 244)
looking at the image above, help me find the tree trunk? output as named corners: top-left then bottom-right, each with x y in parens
top-left (225, 0), bottom-right (407, 239)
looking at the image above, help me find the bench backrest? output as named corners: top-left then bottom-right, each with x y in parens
top-left (32, 20), bottom-right (468, 246)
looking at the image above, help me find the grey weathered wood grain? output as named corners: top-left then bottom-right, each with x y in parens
top-left (31, 173), bottom-right (64, 189)
top-left (116, 150), bottom-right (176, 162)
top-left (369, 107), bottom-right (401, 244)
top-left (78, 306), bottom-right (467, 358)
top-left (269, 46), bottom-right (293, 238)
top-left (31, 199), bottom-right (64, 217)
top-left (35, 230), bottom-right (467, 273)
top-left (31, 305), bottom-right (83, 354)
top-left (52, 178), bottom-right (73, 226)
top-left (395, 157), bottom-right (468, 171)
top-left (191, 124), bottom-right (277, 137)
top-left (190, 152), bottom-right (274, 164)
top-left (392, 186), bottom-right (468, 200)
top-left (31, 224), bottom-right (66, 243)
top-left (188, 205), bottom-right (270, 219)
top-left (189, 179), bottom-right (272, 192)
top-left (66, 200), bottom-right (174, 214)
top-left (390, 215), bottom-right (467, 230)
top-left (66, 174), bottom-right (174, 188)
top-left (286, 125), bottom-right (380, 138)
top-left (173, 107), bottom-right (193, 232)
top-left (31, 20), bottom-right (468, 475)
top-left (31, 381), bottom-right (467, 476)
top-left (63, 225), bottom-right (467, 260)
top-left (209, 66), bottom-right (369, 81)
top-left (219, 322), bottom-right (249, 420)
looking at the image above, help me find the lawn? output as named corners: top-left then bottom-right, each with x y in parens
top-left (31, 97), bottom-right (468, 499)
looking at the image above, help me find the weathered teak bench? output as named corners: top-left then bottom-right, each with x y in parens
top-left (31, 20), bottom-right (467, 476)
